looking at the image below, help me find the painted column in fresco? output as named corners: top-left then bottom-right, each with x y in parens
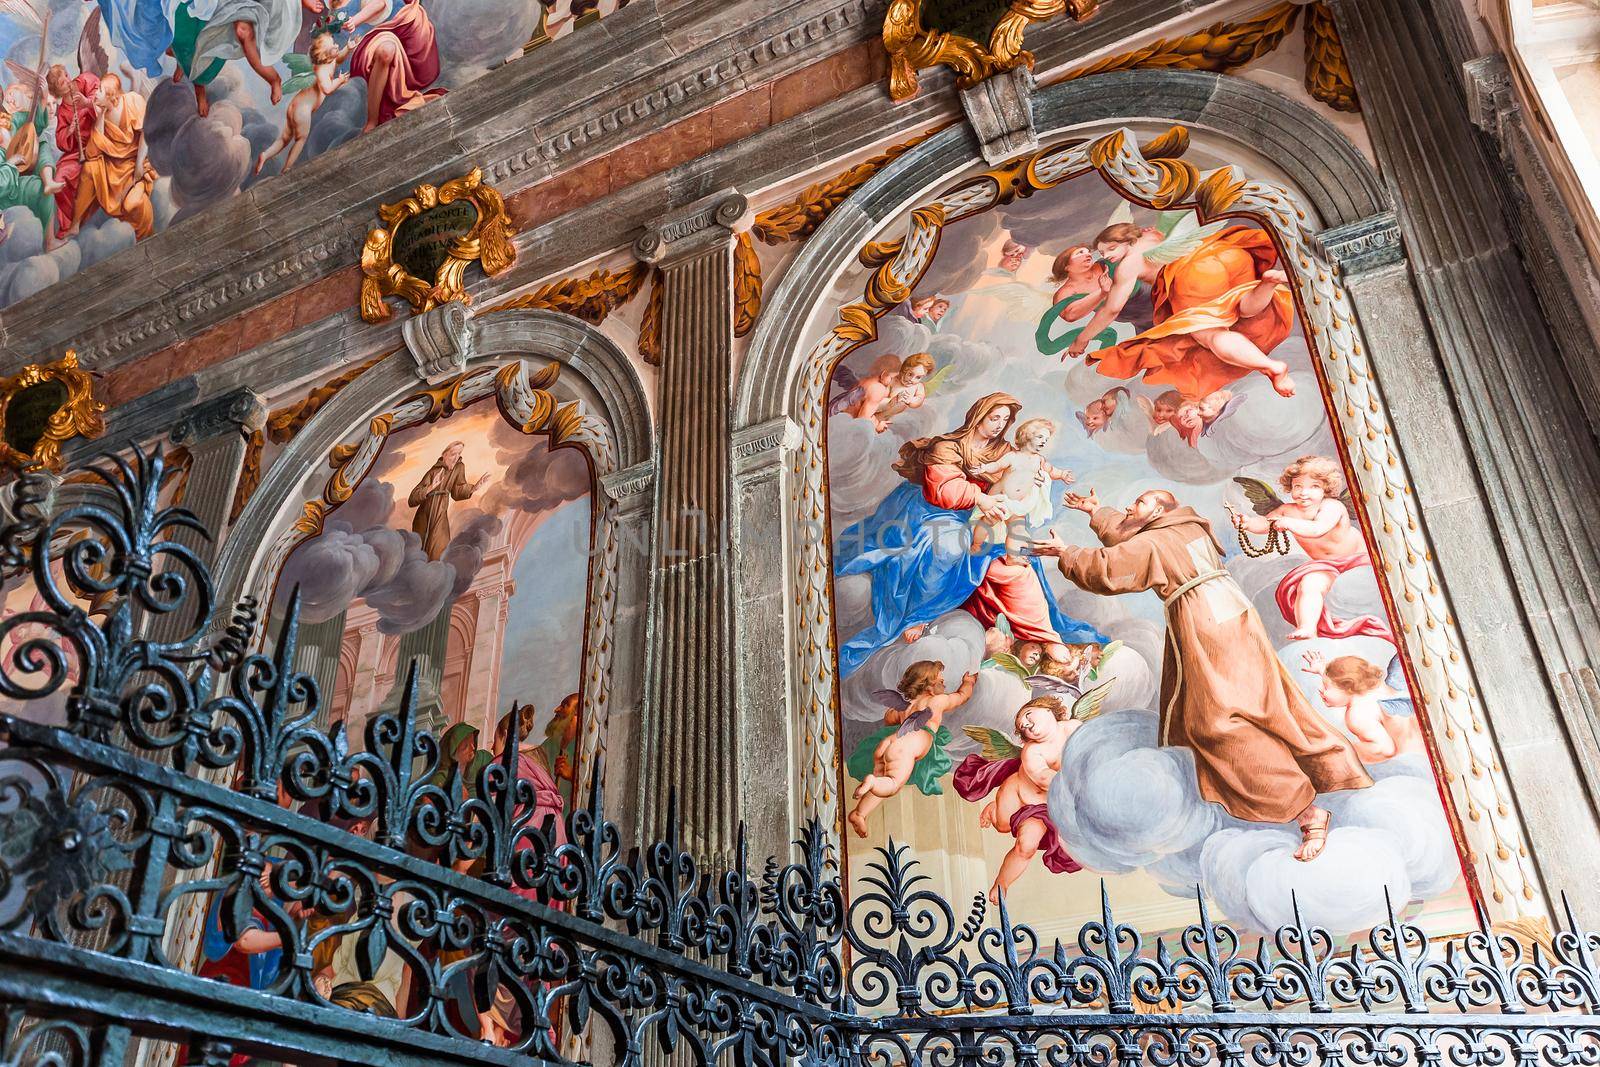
top-left (634, 190), bottom-right (750, 863)
top-left (1331, 0), bottom-right (1600, 892)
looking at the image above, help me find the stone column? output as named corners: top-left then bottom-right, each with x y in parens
top-left (1322, 0), bottom-right (1600, 901)
top-left (155, 388), bottom-right (266, 643)
top-left (730, 417), bottom-right (802, 861)
top-left (1463, 54), bottom-right (1600, 433)
top-left (633, 189), bottom-right (748, 863)
top-left (598, 459), bottom-right (656, 832)
top-left (1317, 213), bottom-right (1600, 915)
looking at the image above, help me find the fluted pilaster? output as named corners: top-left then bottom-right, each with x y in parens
top-left (635, 190), bottom-right (749, 862)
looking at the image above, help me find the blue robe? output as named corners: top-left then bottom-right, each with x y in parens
top-left (835, 481), bottom-right (1104, 678)
top-left (98, 0), bottom-right (177, 77)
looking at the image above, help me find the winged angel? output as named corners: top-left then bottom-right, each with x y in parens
top-left (845, 662), bottom-right (978, 838)
top-left (828, 352), bottom-right (959, 432)
top-left (954, 678), bottom-right (1112, 901)
top-left (1227, 457), bottom-right (1391, 643)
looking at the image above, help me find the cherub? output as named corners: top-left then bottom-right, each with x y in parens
top-left (1027, 641), bottom-right (1114, 688)
top-left (1302, 650), bottom-right (1420, 763)
top-left (846, 661), bottom-right (978, 838)
top-left (1135, 389), bottom-right (1184, 434)
top-left (969, 418), bottom-right (1075, 559)
top-left (1171, 389), bottom-right (1246, 447)
top-left (1065, 209), bottom-right (1297, 399)
top-left (1229, 455), bottom-right (1392, 642)
top-left (955, 688), bottom-right (1109, 901)
top-left (255, 32), bottom-right (353, 176)
top-left (1077, 386), bottom-right (1128, 437)
top-left (828, 352), bottom-right (952, 431)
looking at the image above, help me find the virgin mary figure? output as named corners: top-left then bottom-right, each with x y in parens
top-left (834, 392), bottom-right (1103, 678)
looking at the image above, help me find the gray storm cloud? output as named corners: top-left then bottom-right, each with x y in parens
top-left (274, 478), bottom-right (501, 634)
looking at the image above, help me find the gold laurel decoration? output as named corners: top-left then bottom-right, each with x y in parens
top-left (1303, 1), bottom-right (1359, 113)
top-left (752, 136), bottom-right (932, 246)
top-left (0, 351), bottom-right (105, 474)
top-left (359, 167), bottom-right (518, 323)
top-left (733, 231), bottom-right (764, 339)
top-left (1064, 2), bottom-right (1299, 81)
top-left (883, 0), bottom-right (1100, 103)
top-left (637, 270), bottom-right (664, 366)
top-left (485, 262), bottom-right (651, 323)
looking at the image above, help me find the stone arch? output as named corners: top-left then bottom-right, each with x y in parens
top-left (735, 70), bottom-right (1386, 428)
top-left (727, 73), bottom-right (1541, 924)
top-left (214, 306), bottom-right (656, 806)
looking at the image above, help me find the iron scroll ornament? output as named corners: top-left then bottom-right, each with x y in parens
top-left (0, 447), bottom-right (1598, 1067)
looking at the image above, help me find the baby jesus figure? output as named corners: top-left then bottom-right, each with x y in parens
top-left (955, 696), bottom-right (1090, 902)
top-left (969, 418), bottom-right (1074, 561)
top-left (846, 661), bottom-right (978, 838)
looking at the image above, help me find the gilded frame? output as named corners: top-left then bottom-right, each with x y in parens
top-left (882, 0), bottom-right (1100, 102)
top-left (359, 168), bottom-right (517, 323)
top-left (0, 351), bottom-right (106, 473)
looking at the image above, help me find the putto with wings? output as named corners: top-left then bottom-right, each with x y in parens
top-left (952, 682), bottom-right (1110, 901)
top-left (844, 661), bottom-right (978, 838)
top-left (1228, 456), bottom-right (1393, 643)
top-left (827, 351), bottom-right (959, 433)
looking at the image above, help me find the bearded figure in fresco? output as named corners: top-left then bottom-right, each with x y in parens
top-left (833, 393), bottom-right (1104, 678)
top-left (1064, 219), bottom-right (1297, 399)
top-left (409, 440), bottom-right (488, 561)
top-left (1032, 487), bottom-right (1372, 861)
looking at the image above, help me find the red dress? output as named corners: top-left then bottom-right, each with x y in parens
top-left (350, 0), bottom-right (446, 126)
top-left (51, 73), bottom-right (99, 239)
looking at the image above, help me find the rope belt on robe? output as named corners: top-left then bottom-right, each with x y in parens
top-left (1158, 567), bottom-right (1233, 745)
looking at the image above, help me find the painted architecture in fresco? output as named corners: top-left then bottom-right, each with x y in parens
top-left (0, 0), bottom-right (624, 308)
top-left (828, 154), bottom-right (1470, 944)
top-left (272, 399), bottom-right (594, 808)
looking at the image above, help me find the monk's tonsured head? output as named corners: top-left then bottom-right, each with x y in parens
top-left (1117, 488), bottom-right (1178, 537)
top-left (441, 440), bottom-right (466, 464)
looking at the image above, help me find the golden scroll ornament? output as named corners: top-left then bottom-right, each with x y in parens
top-left (882, 0), bottom-right (1100, 103)
top-left (0, 351), bottom-right (105, 473)
top-left (359, 167), bottom-right (517, 323)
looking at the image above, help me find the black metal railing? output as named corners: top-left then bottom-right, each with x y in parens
top-left (0, 446), bottom-right (1598, 1067)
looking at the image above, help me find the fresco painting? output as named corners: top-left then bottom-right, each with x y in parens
top-left (828, 162), bottom-right (1473, 944)
top-left (0, 0), bottom-right (626, 307)
top-left (273, 398), bottom-right (594, 820)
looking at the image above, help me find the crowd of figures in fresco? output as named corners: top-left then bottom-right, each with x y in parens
top-left (830, 173), bottom-right (1467, 940)
top-left (0, 0), bottom-right (625, 307)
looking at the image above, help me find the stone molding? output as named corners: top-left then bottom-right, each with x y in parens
top-left (1314, 212), bottom-right (1405, 276)
top-left (960, 66), bottom-right (1039, 166)
top-left (635, 190), bottom-right (751, 267)
top-left (732, 416), bottom-right (802, 475)
top-left (600, 459), bottom-right (658, 512)
top-left (169, 387), bottom-right (269, 446)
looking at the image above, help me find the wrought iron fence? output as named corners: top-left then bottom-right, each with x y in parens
top-left (0, 446), bottom-right (1598, 1067)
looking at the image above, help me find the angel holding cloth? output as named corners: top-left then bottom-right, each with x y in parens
top-left (1064, 210), bottom-right (1298, 399)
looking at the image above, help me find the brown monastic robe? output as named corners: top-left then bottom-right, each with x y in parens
top-left (1055, 505), bottom-right (1372, 823)
top-left (408, 460), bottom-right (472, 561)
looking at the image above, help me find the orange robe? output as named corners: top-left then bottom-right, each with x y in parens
top-left (73, 91), bottom-right (155, 239)
top-left (1055, 506), bottom-right (1371, 823)
top-left (1088, 226), bottom-right (1294, 400)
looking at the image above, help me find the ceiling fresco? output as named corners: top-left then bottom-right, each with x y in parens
top-left (0, 0), bottom-right (626, 308)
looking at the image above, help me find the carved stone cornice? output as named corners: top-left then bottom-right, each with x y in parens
top-left (1463, 53), bottom-right (1516, 138)
top-left (600, 459), bottom-right (657, 514)
top-left (635, 190), bottom-right (751, 268)
top-left (732, 416), bottom-right (802, 476)
top-left (170, 388), bottom-right (269, 446)
top-left (1314, 212), bottom-right (1405, 276)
